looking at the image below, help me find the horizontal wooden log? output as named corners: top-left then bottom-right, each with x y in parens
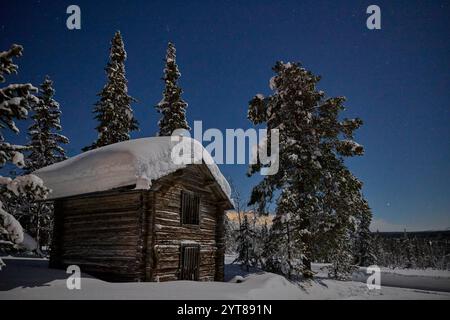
top-left (62, 192), bottom-right (142, 208)
top-left (154, 274), bottom-right (178, 282)
top-left (157, 260), bottom-right (180, 269)
top-left (155, 253), bottom-right (180, 260)
top-left (62, 262), bottom-right (138, 275)
top-left (154, 210), bottom-right (180, 220)
top-left (63, 247), bottom-right (138, 257)
top-left (63, 216), bottom-right (138, 228)
top-left (62, 233), bottom-right (138, 244)
top-left (199, 276), bottom-right (214, 282)
top-left (63, 223), bottom-right (139, 235)
top-left (63, 210), bottom-right (140, 222)
top-left (155, 225), bottom-right (215, 235)
top-left (155, 240), bottom-right (216, 246)
top-left (199, 263), bottom-right (216, 271)
top-left (62, 255), bottom-right (137, 262)
top-left (155, 232), bottom-right (215, 242)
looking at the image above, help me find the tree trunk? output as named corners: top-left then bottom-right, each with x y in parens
top-left (302, 256), bottom-right (313, 278)
top-left (36, 203), bottom-right (41, 250)
top-left (246, 245), bottom-right (249, 272)
top-left (286, 221), bottom-right (292, 279)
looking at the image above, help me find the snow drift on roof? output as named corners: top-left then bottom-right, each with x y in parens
top-left (34, 137), bottom-right (231, 202)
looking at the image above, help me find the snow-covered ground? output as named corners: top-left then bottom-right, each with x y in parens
top-left (311, 263), bottom-right (450, 293)
top-left (0, 255), bottom-right (449, 300)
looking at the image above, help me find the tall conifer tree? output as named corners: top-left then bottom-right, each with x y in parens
top-left (83, 31), bottom-right (138, 151)
top-left (21, 76), bottom-right (69, 248)
top-left (156, 42), bottom-right (189, 136)
top-left (0, 44), bottom-right (48, 258)
top-left (26, 76), bottom-right (68, 172)
top-left (248, 61), bottom-right (369, 278)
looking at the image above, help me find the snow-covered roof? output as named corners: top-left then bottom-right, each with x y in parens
top-left (35, 137), bottom-right (232, 203)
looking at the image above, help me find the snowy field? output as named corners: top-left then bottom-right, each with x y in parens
top-left (311, 263), bottom-right (450, 293)
top-left (0, 255), bottom-right (449, 300)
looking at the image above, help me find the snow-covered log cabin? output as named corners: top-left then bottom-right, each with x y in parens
top-left (35, 137), bottom-right (233, 282)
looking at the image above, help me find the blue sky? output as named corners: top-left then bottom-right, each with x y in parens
top-left (1, 0), bottom-right (449, 231)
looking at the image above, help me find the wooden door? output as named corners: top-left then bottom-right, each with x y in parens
top-left (180, 245), bottom-right (200, 280)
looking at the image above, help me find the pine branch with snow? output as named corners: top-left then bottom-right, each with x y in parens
top-left (0, 174), bottom-right (49, 244)
top-left (0, 44), bottom-right (39, 167)
top-left (0, 44), bottom-right (49, 251)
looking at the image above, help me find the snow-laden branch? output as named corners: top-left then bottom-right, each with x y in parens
top-left (0, 174), bottom-right (49, 245)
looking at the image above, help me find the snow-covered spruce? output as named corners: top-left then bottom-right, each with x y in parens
top-left (0, 202), bottom-right (23, 244)
top-left (0, 44), bottom-right (49, 250)
top-left (0, 44), bottom-right (39, 167)
top-left (234, 215), bottom-right (257, 271)
top-left (83, 31), bottom-right (138, 152)
top-left (25, 76), bottom-right (69, 173)
top-left (15, 76), bottom-right (69, 249)
top-left (0, 167), bottom-right (49, 248)
top-left (353, 200), bottom-right (376, 267)
top-left (156, 42), bottom-right (190, 136)
top-left (247, 61), bottom-right (371, 279)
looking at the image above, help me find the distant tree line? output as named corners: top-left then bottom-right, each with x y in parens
top-left (227, 220), bottom-right (450, 274)
top-left (371, 231), bottom-right (450, 270)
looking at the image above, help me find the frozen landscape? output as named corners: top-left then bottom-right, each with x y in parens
top-left (1, 1), bottom-right (449, 306)
top-left (1, 255), bottom-right (449, 300)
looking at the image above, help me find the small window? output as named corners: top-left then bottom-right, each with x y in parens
top-left (181, 191), bottom-right (200, 225)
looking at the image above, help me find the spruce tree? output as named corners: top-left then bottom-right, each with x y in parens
top-left (372, 232), bottom-right (386, 267)
top-left (26, 76), bottom-right (69, 172)
top-left (247, 61), bottom-right (368, 278)
top-left (234, 215), bottom-right (256, 272)
top-left (262, 214), bottom-right (302, 278)
top-left (318, 166), bottom-right (373, 278)
top-left (83, 31), bottom-right (138, 151)
top-left (224, 213), bottom-right (236, 254)
top-left (156, 42), bottom-right (190, 136)
top-left (354, 200), bottom-right (376, 267)
top-left (18, 76), bottom-right (69, 248)
top-left (0, 44), bottom-right (48, 258)
top-left (401, 231), bottom-right (416, 268)
top-left (255, 220), bottom-right (269, 268)
top-left (0, 44), bottom-right (38, 167)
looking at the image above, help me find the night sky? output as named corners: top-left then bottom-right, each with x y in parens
top-left (1, 0), bottom-right (449, 231)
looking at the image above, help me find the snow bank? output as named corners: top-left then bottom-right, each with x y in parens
top-left (1, 257), bottom-right (449, 300)
top-left (34, 137), bottom-right (231, 202)
top-left (353, 267), bottom-right (450, 293)
top-left (312, 263), bottom-right (450, 293)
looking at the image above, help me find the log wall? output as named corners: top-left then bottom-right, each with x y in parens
top-left (49, 165), bottom-right (229, 283)
top-left (49, 189), bottom-right (151, 282)
top-left (150, 166), bottom-right (225, 282)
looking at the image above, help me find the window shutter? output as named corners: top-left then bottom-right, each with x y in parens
top-left (181, 191), bottom-right (200, 225)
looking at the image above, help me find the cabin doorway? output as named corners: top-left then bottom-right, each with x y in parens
top-left (180, 244), bottom-right (200, 280)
